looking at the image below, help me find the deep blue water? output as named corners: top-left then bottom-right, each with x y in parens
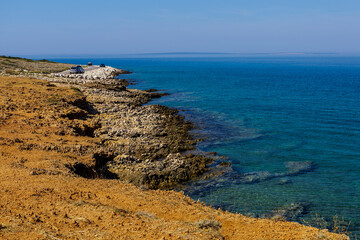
top-left (52, 56), bottom-right (360, 235)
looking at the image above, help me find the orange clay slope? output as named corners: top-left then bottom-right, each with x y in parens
top-left (0, 76), bottom-right (349, 240)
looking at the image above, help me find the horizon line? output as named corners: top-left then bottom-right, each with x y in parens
top-left (3, 51), bottom-right (360, 59)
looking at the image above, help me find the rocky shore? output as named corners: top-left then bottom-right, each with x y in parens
top-left (42, 66), bottom-right (214, 189)
top-left (0, 57), bottom-right (349, 239)
top-left (52, 66), bottom-right (127, 80)
top-left (0, 60), bottom-right (217, 189)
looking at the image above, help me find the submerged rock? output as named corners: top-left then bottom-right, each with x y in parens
top-left (181, 161), bottom-right (315, 198)
top-left (242, 202), bottom-right (310, 222)
top-left (270, 202), bottom-right (310, 221)
top-left (277, 178), bottom-right (293, 185)
top-left (285, 161), bottom-right (314, 174)
top-left (239, 171), bottom-right (275, 183)
top-left (230, 161), bottom-right (314, 184)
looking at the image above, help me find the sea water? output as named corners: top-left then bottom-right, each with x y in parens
top-left (53, 55), bottom-right (360, 235)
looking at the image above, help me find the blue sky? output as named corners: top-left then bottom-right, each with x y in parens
top-left (1, 0), bottom-right (360, 56)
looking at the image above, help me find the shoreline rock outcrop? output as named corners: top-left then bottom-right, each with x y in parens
top-left (14, 65), bottom-right (214, 189)
top-left (52, 66), bottom-right (126, 80)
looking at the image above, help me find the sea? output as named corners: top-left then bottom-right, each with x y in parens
top-left (51, 55), bottom-right (360, 236)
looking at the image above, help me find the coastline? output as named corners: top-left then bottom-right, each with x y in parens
top-left (0, 57), bottom-right (349, 239)
top-left (46, 66), bottom-right (216, 189)
top-left (0, 57), bottom-right (219, 189)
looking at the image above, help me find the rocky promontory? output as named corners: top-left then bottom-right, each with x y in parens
top-left (46, 66), bottom-right (213, 189)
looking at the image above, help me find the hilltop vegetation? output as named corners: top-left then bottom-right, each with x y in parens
top-left (0, 55), bottom-right (73, 74)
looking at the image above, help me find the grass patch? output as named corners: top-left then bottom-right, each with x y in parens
top-left (4, 69), bottom-right (19, 75)
top-left (70, 87), bottom-right (83, 96)
top-left (0, 56), bottom-right (54, 63)
top-left (1, 62), bottom-right (17, 67)
top-left (2, 59), bottom-right (15, 63)
top-left (135, 211), bottom-right (157, 219)
top-left (303, 214), bottom-right (355, 239)
top-left (38, 59), bottom-right (56, 63)
top-left (0, 55), bottom-right (27, 60)
top-left (195, 219), bottom-right (222, 230)
top-left (113, 208), bottom-right (128, 217)
top-left (47, 95), bottom-right (62, 104)
top-left (0, 56), bottom-right (73, 74)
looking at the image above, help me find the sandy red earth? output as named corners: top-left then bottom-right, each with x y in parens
top-left (0, 76), bottom-right (349, 239)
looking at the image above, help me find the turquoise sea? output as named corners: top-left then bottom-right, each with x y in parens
top-left (53, 55), bottom-right (360, 235)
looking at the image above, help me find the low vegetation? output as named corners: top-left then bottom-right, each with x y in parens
top-left (0, 55), bottom-right (55, 63)
top-left (303, 214), bottom-right (357, 239)
top-left (0, 55), bottom-right (73, 74)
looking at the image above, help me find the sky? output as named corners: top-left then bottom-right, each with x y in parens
top-left (1, 0), bottom-right (360, 56)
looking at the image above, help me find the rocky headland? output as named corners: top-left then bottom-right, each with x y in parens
top-left (43, 66), bottom-right (213, 189)
top-left (0, 56), bottom-right (349, 239)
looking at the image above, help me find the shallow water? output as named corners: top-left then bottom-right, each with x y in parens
top-left (54, 56), bottom-right (360, 235)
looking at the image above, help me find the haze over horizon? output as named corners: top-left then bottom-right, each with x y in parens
top-left (1, 0), bottom-right (360, 56)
